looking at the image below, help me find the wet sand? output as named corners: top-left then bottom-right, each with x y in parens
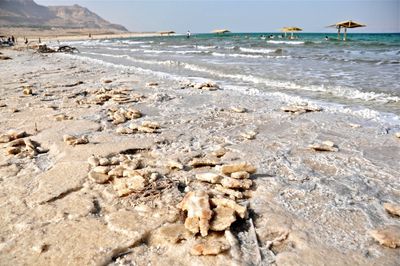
top-left (0, 47), bottom-right (399, 265)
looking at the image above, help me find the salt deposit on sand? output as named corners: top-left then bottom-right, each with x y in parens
top-left (0, 48), bottom-right (399, 265)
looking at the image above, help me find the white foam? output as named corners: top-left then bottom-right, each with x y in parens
top-left (119, 40), bottom-right (147, 45)
top-left (197, 45), bottom-right (217, 50)
top-left (60, 52), bottom-right (400, 126)
top-left (211, 52), bottom-right (263, 59)
top-left (239, 47), bottom-right (277, 54)
top-left (142, 49), bottom-right (205, 55)
top-left (224, 85), bottom-right (400, 125)
top-left (267, 40), bottom-right (304, 45)
top-left (169, 45), bottom-right (192, 48)
top-left (59, 53), bottom-right (181, 81)
top-left (180, 62), bottom-right (400, 104)
top-left (81, 51), bottom-right (177, 66)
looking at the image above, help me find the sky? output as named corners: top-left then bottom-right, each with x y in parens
top-left (35, 0), bottom-right (400, 33)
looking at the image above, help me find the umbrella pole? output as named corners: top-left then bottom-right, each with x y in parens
top-left (344, 27), bottom-right (347, 41)
top-left (337, 26), bottom-right (341, 40)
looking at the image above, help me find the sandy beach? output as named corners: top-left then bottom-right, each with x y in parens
top-left (0, 27), bottom-right (159, 44)
top-left (0, 46), bottom-right (399, 265)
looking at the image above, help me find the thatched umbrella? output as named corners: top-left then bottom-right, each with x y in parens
top-left (212, 29), bottom-right (230, 34)
top-left (159, 31), bottom-right (175, 36)
top-left (281, 27), bottom-right (302, 39)
top-left (328, 20), bottom-right (366, 41)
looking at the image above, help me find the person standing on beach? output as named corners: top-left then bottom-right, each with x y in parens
top-left (186, 30), bottom-right (191, 38)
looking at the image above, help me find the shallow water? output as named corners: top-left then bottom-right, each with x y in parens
top-left (62, 33), bottom-right (400, 120)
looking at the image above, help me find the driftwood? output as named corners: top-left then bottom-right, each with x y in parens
top-left (0, 55), bottom-right (11, 60)
top-left (37, 45), bottom-right (79, 54)
top-left (57, 45), bottom-right (79, 53)
top-left (37, 45), bottom-right (56, 53)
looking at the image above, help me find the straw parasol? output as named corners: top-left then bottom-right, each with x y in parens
top-left (159, 31), bottom-right (175, 36)
top-left (328, 20), bottom-right (366, 41)
top-left (212, 29), bottom-right (230, 34)
top-left (280, 27), bottom-right (302, 39)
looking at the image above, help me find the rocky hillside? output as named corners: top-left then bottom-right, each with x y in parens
top-left (0, 0), bottom-right (127, 31)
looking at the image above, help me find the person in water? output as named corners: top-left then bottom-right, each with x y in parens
top-left (325, 36), bottom-right (329, 41)
top-left (186, 30), bottom-right (191, 38)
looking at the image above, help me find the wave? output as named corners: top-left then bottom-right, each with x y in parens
top-left (223, 85), bottom-right (400, 125)
top-left (267, 40), bottom-right (305, 45)
top-left (141, 49), bottom-right (208, 55)
top-left (60, 53), bottom-right (182, 81)
top-left (60, 52), bottom-right (400, 126)
top-left (211, 52), bottom-right (263, 59)
top-left (239, 47), bottom-right (278, 54)
top-left (180, 62), bottom-right (400, 103)
top-left (79, 51), bottom-right (399, 104)
top-left (81, 51), bottom-right (177, 66)
top-left (197, 45), bottom-right (217, 50)
top-left (104, 47), bottom-right (131, 51)
top-left (169, 45), bottom-right (192, 48)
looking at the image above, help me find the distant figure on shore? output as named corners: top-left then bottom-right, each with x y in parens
top-left (25, 38), bottom-right (28, 45)
top-left (11, 35), bottom-right (15, 43)
top-left (89, 33), bottom-right (92, 38)
top-left (39, 38), bottom-right (41, 44)
top-left (186, 30), bottom-right (191, 38)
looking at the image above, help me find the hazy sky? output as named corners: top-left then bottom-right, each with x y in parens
top-left (35, 0), bottom-right (400, 33)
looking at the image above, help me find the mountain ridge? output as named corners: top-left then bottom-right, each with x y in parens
top-left (0, 0), bottom-right (128, 31)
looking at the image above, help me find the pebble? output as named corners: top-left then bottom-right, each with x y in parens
top-left (241, 131), bottom-right (257, 140)
top-left (231, 107), bottom-right (247, 113)
top-left (63, 135), bottom-right (89, 146)
top-left (370, 225), bottom-right (400, 248)
top-left (167, 160), bottom-right (184, 170)
top-left (189, 157), bottom-right (220, 168)
top-left (230, 171), bottom-right (250, 179)
top-left (383, 202), bottom-right (400, 217)
top-left (220, 162), bottom-right (257, 175)
top-left (177, 190), bottom-right (212, 237)
top-left (23, 86), bottom-right (33, 95)
top-left (214, 185), bottom-right (243, 199)
top-left (195, 173), bottom-right (222, 184)
top-left (87, 156), bottom-right (100, 167)
top-left (309, 141), bottom-right (339, 152)
top-left (99, 158), bottom-right (111, 166)
top-left (190, 239), bottom-right (230, 256)
top-left (93, 166), bottom-right (110, 174)
top-left (209, 206), bottom-right (236, 231)
top-left (220, 176), bottom-right (252, 189)
top-left (88, 170), bottom-right (110, 184)
top-left (112, 175), bottom-right (146, 197)
top-left (146, 82), bottom-right (159, 87)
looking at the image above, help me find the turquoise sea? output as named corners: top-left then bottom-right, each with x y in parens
top-left (64, 32), bottom-right (400, 120)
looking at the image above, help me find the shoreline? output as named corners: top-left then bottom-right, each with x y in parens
top-left (0, 48), bottom-right (399, 265)
top-left (0, 27), bottom-right (160, 43)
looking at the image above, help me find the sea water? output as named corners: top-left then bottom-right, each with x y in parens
top-left (63, 33), bottom-right (400, 120)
